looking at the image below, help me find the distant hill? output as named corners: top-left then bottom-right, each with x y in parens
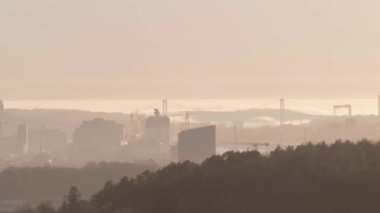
top-left (1, 108), bottom-right (319, 138)
top-left (171, 108), bottom-right (319, 124)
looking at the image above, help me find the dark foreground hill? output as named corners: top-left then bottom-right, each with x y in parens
top-left (0, 162), bottom-right (158, 201)
top-left (19, 140), bottom-right (380, 213)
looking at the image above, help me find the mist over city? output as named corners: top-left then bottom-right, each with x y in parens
top-left (1, 1), bottom-right (380, 213)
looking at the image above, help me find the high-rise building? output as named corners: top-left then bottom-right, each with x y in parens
top-left (178, 125), bottom-right (216, 163)
top-left (73, 118), bottom-right (124, 146)
top-left (72, 118), bottom-right (124, 161)
top-left (145, 109), bottom-right (170, 147)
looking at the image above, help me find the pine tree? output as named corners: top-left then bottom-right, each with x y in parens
top-left (58, 186), bottom-right (86, 213)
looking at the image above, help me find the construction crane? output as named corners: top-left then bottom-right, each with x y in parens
top-left (160, 99), bottom-right (192, 130)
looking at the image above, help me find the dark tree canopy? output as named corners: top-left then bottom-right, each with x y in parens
top-left (27, 140), bottom-right (380, 213)
top-left (58, 186), bottom-right (87, 213)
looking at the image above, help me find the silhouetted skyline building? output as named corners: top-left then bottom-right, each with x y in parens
top-left (73, 118), bottom-right (124, 146)
top-left (72, 118), bottom-right (124, 161)
top-left (178, 125), bottom-right (216, 163)
top-left (145, 109), bottom-right (170, 148)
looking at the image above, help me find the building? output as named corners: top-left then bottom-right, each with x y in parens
top-left (144, 109), bottom-right (170, 148)
top-left (72, 118), bottom-right (124, 161)
top-left (73, 118), bottom-right (124, 147)
top-left (178, 125), bottom-right (216, 163)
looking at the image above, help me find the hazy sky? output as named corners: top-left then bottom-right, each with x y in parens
top-left (1, 0), bottom-right (380, 99)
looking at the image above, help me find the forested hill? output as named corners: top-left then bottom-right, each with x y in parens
top-left (85, 140), bottom-right (380, 213)
top-left (17, 140), bottom-right (380, 213)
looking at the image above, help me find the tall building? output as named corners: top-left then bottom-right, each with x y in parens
top-left (73, 118), bottom-right (124, 146)
top-left (72, 118), bottom-right (124, 161)
top-left (145, 109), bottom-right (170, 147)
top-left (178, 125), bottom-right (216, 163)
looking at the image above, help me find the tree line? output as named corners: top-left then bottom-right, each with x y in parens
top-left (17, 140), bottom-right (380, 213)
